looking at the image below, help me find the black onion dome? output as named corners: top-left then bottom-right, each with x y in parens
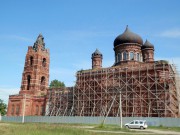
top-left (92, 49), bottom-right (102, 57)
top-left (114, 26), bottom-right (143, 47)
top-left (142, 40), bottom-right (154, 49)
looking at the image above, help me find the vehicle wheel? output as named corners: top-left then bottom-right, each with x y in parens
top-left (140, 126), bottom-right (144, 130)
top-left (125, 125), bottom-right (129, 129)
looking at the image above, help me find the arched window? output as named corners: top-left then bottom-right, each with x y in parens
top-left (116, 55), bottom-right (118, 63)
top-left (11, 104), bottom-right (15, 115)
top-left (40, 106), bottom-right (44, 115)
top-left (145, 53), bottom-right (147, 59)
top-left (36, 105), bottom-right (39, 115)
top-left (27, 75), bottom-right (31, 90)
top-left (16, 105), bottom-right (20, 115)
top-left (95, 60), bottom-right (99, 66)
top-left (41, 76), bottom-right (45, 86)
top-left (123, 52), bottom-right (127, 60)
top-left (136, 53), bottom-right (140, 61)
top-left (30, 56), bottom-right (33, 66)
top-left (117, 53), bottom-right (121, 62)
top-left (40, 76), bottom-right (46, 90)
top-left (130, 52), bottom-right (134, 60)
top-left (42, 58), bottom-right (46, 67)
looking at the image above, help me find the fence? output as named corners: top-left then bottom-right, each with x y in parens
top-left (1, 116), bottom-right (180, 127)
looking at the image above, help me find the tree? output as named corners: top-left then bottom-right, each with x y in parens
top-left (49, 79), bottom-right (65, 88)
top-left (0, 99), bottom-right (7, 116)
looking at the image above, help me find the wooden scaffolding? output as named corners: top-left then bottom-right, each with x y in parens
top-left (46, 61), bottom-right (180, 117)
top-left (74, 62), bottom-right (179, 117)
top-left (45, 87), bottom-right (74, 116)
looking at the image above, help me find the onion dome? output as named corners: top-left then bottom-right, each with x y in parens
top-left (92, 49), bottom-right (103, 58)
top-left (114, 26), bottom-right (143, 47)
top-left (142, 40), bottom-right (154, 49)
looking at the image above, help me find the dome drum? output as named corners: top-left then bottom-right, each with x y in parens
top-left (114, 43), bottom-right (142, 51)
top-left (113, 26), bottom-right (155, 65)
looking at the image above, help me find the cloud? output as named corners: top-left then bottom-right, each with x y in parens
top-left (159, 29), bottom-right (180, 38)
top-left (10, 35), bottom-right (33, 42)
top-left (0, 87), bottom-right (19, 104)
top-left (0, 35), bottom-right (33, 42)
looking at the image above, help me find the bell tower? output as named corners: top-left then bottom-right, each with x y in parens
top-left (7, 34), bottom-right (50, 116)
top-left (92, 49), bottom-right (103, 69)
top-left (19, 34), bottom-right (50, 96)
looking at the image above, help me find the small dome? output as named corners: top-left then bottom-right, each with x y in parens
top-left (92, 49), bottom-right (102, 57)
top-left (142, 40), bottom-right (154, 49)
top-left (114, 26), bottom-right (143, 47)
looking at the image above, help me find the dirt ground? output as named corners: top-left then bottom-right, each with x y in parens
top-left (136, 129), bottom-right (180, 135)
top-left (86, 128), bottom-right (180, 135)
top-left (80, 126), bottom-right (180, 135)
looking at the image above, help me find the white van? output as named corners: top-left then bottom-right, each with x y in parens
top-left (125, 120), bottom-right (148, 129)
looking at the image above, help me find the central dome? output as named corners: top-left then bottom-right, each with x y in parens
top-left (114, 26), bottom-right (143, 47)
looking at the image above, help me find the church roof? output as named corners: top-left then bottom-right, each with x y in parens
top-left (93, 49), bottom-right (102, 55)
top-left (114, 26), bottom-right (143, 47)
top-left (92, 49), bottom-right (103, 57)
top-left (142, 39), bottom-right (154, 49)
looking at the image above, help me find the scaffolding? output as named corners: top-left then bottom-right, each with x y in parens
top-left (46, 62), bottom-right (180, 117)
top-left (171, 64), bottom-right (180, 114)
top-left (45, 87), bottom-right (74, 116)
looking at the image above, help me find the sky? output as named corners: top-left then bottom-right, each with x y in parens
top-left (0, 0), bottom-right (180, 104)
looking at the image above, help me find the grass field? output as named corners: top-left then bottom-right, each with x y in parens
top-left (0, 122), bottom-right (124, 135)
top-left (0, 122), bottom-right (180, 135)
top-left (0, 122), bottom-right (146, 135)
top-left (0, 123), bottom-right (90, 135)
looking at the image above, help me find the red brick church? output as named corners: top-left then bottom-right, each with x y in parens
top-left (7, 34), bottom-right (50, 116)
top-left (7, 26), bottom-right (180, 117)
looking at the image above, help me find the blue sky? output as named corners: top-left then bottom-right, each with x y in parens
top-left (0, 0), bottom-right (180, 104)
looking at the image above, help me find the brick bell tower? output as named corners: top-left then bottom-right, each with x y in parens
top-left (19, 34), bottom-right (50, 96)
top-left (7, 34), bottom-right (50, 116)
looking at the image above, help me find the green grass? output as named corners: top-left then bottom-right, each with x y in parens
top-left (0, 122), bottom-right (129, 135)
top-left (0, 123), bottom-right (89, 135)
top-left (0, 122), bottom-right (179, 135)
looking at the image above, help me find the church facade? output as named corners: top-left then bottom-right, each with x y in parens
top-left (7, 26), bottom-right (180, 117)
